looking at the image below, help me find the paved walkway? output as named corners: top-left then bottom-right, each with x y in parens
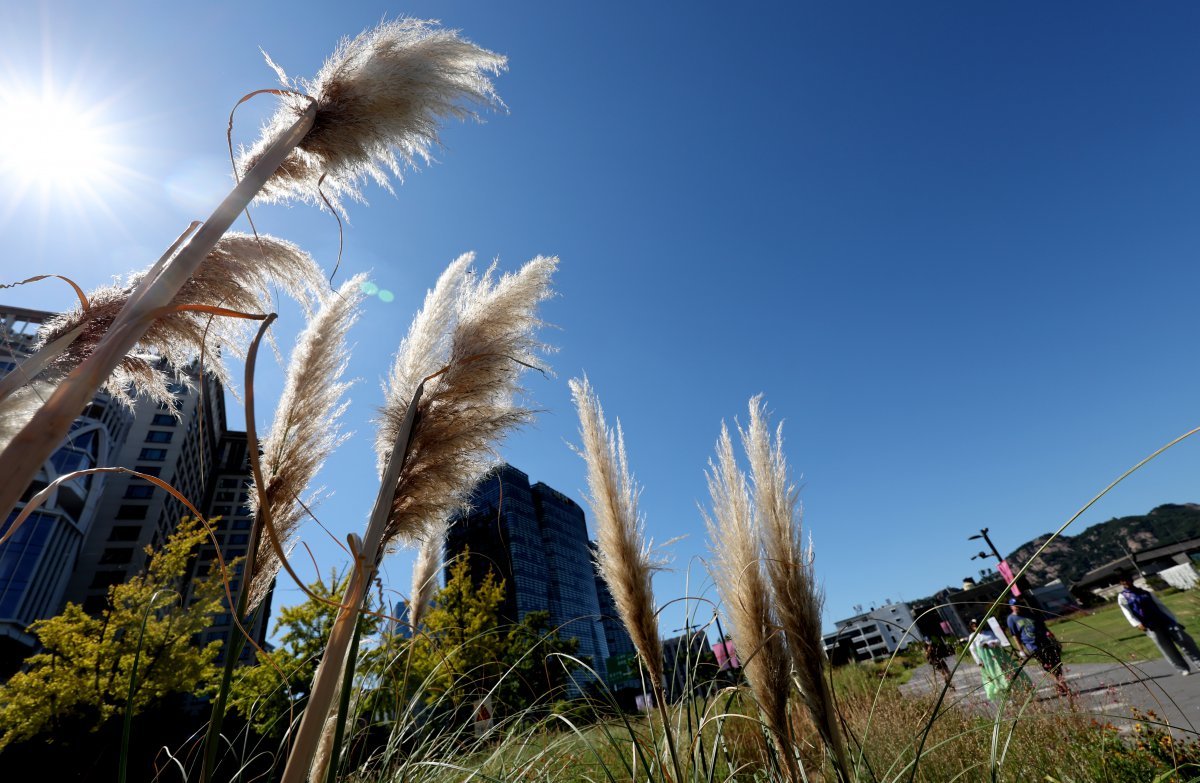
top-left (899, 657), bottom-right (1200, 736)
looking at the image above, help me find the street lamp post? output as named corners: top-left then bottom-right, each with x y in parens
top-left (968, 527), bottom-right (1043, 611)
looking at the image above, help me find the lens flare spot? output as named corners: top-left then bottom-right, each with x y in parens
top-left (360, 280), bottom-right (379, 296)
top-left (377, 289), bottom-right (394, 303)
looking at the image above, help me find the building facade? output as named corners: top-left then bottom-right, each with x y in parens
top-left (447, 464), bottom-right (610, 686)
top-left (0, 305), bottom-right (266, 672)
top-left (822, 601), bottom-right (923, 664)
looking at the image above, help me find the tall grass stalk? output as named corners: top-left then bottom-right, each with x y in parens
top-left (704, 421), bottom-right (799, 782)
top-left (742, 397), bottom-right (852, 782)
top-left (201, 277), bottom-right (363, 782)
top-left (569, 375), bottom-right (684, 783)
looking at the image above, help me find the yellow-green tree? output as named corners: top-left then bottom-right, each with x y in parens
top-left (0, 517), bottom-right (226, 750)
top-left (227, 572), bottom-right (374, 738)
top-left (408, 554), bottom-right (508, 706)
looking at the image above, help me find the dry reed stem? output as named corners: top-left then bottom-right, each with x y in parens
top-left (240, 18), bottom-right (506, 215)
top-left (704, 422), bottom-right (799, 782)
top-left (375, 253), bottom-right (556, 550)
top-left (742, 396), bottom-right (851, 781)
top-left (247, 274), bottom-right (365, 608)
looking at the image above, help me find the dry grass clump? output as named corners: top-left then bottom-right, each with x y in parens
top-left (240, 18), bottom-right (506, 214)
top-left (375, 253), bottom-right (556, 549)
top-left (248, 273), bottom-right (366, 608)
top-left (35, 233), bottom-right (324, 407)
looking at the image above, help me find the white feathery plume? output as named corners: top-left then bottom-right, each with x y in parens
top-left (704, 421), bottom-right (798, 780)
top-left (570, 376), bottom-right (665, 694)
top-left (0, 380), bottom-right (58, 455)
top-left (374, 253), bottom-right (556, 548)
top-left (247, 274), bottom-right (366, 609)
top-left (409, 520), bottom-right (446, 631)
top-left (742, 397), bottom-right (850, 782)
top-left (239, 18), bottom-right (506, 215)
top-left (35, 233), bottom-right (325, 408)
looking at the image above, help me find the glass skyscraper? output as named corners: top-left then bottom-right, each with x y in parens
top-left (447, 464), bottom-right (610, 686)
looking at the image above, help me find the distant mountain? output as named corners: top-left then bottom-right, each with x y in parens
top-left (1005, 503), bottom-right (1200, 586)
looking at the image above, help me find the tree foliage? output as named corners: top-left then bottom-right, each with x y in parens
top-left (226, 571), bottom-right (373, 738)
top-left (406, 552), bottom-right (579, 717)
top-left (0, 517), bottom-right (225, 750)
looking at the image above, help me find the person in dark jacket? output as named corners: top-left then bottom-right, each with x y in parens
top-left (1117, 572), bottom-right (1200, 676)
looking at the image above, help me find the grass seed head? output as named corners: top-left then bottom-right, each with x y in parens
top-left (240, 18), bottom-right (506, 215)
top-left (375, 253), bottom-right (555, 551)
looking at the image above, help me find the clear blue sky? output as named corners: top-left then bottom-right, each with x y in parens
top-left (4, 2), bottom-right (1200, 635)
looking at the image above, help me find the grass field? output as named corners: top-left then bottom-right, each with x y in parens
top-left (1049, 590), bottom-right (1200, 665)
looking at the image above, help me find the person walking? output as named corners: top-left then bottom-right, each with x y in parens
top-left (1006, 599), bottom-right (1071, 696)
top-left (1117, 572), bottom-right (1200, 676)
top-left (967, 618), bottom-right (1029, 704)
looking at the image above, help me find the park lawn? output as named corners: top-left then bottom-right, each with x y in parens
top-left (1048, 590), bottom-right (1200, 665)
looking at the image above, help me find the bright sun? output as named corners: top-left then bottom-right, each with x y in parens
top-left (0, 86), bottom-right (121, 198)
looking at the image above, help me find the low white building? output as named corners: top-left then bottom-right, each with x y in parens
top-left (823, 602), bottom-right (924, 663)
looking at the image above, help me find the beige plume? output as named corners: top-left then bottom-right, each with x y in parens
top-left (742, 397), bottom-right (851, 782)
top-left (374, 253), bottom-right (555, 550)
top-left (704, 421), bottom-right (798, 781)
top-left (35, 233), bottom-right (325, 408)
top-left (246, 274), bottom-right (365, 609)
top-left (409, 520), bottom-right (446, 631)
top-left (239, 18), bottom-right (506, 215)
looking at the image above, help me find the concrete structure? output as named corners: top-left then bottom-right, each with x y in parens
top-left (447, 464), bottom-right (610, 687)
top-left (0, 305), bottom-right (267, 672)
top-left (1072, 537), bottom-right (1200, 602)
top-left (823, 601), bottom-right (924, 663)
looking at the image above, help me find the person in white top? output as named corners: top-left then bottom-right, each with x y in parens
top-left (1116, 571), bottom-right (1200, 676)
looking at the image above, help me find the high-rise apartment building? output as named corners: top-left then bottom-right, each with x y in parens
top-left (0, 306), bottom-right (133, 673)
top-left (446, 464), bottom-right (610, 685)
top-left (0, 305), bottom-right (267, 673)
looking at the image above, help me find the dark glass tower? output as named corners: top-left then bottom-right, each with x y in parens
top-left (447, 465), bottom-right (609, 685)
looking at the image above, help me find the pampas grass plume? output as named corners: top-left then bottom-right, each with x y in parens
top-left (742, 396), bottom-right (851, 781)
top-left (247, 274), bottom-right (366, 608)
top-left (409, 521), bottom-right (446, 630)
top-left (240, 18), bottom-right (506, 214)
top-left (374, 253), bottom-right (556, 550)
top-left (36, 233), bottom-right (325, 408)
top-left (704, 421), bottom-right (798, 780)
top-left (569, 376), bottom-right (665, 694)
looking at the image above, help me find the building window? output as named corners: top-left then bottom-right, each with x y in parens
top-left (145, 430), bottom-right (173, 443)
top-left (115, 505), bottom-right (148, 520)
top-left (151, 414), bottom-right (177, 426)
top-left (212, 506), bottom-right (232, 518)
top-left (124, 485), bottom-right (155, 499)
top-left (216, 491), bottom-right (235, 502)
top-left (133, 466), bottom-right (162, 477)
top-left (100, 548), bottom-right (133, 564)
top-left (139, 448), bottom-right (167, 461)
top-left (229, 534), bottom-right (249, 545)
top-left (109, 525), bottom-right (142, 541)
